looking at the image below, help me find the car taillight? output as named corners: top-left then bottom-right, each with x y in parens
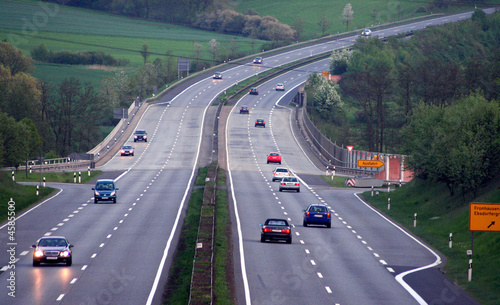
top-left (282, 229), bottom-right (290, 234)
top-left (306, 212), bottom-right (310, 217)
top-left (327, 213), bottom-right (331, 218)
top-left (281, 182), bottom-right (285, 185)
top-left (295, 183), bottom-right (300, 186)
top-left (263, 228), bottom-right (273, 233)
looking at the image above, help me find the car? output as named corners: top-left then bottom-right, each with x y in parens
top-left (240, 106), bottom-right (249, 114)
top-left (275, 83), bottom-right (285, 91)
top-left (32, 236), bottom-right (73, 266)
top-left (261, 218), bottom-right (292, 243)
top-left (253, 56), bottom-right (263, 64)
top-left (213, 72), bottom-right (222, 79)
top-left (133, 130), bottom-right (147, 142)
top-left (120, 145), bottom-right (134, 156)
top-left (272, 167), bottom-right (290, 182)
top-left (249, 88), bottom-right (258, 95)
top-left (361, 29), bottom-right (372, 36)
top-left (92, 179), bottom-right (119, 203)
top-left (303, 204), bottom-right (331, 228)
top-left (267, 152), bottom-right (282, 164)
top-left (279, 176), bottom-right (300, 192)
top-left (255, 119), bottom-right (265, 127)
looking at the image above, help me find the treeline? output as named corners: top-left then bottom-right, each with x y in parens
top-left (0, 41), bottom-right (178, 168)
top-left (31, 44), bottom-right (129, 66)
top-left (306, 10), bottom-right (500, 196)
top-left (43, 0), bottom-right (296, 41)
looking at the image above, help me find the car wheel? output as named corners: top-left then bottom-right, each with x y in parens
top-left (286, 237), bottom-right (292, 244)
top-left (279, 161), bottom-right (281, 164)
top-left (267, 161), bottom-right (269, 164)
top-left (260, 236), bottom-right (265, 243)
top-left (297, 189), bottom-right (300, 193)
top-left (145, 139), bottom-right (147, 142)
top-left (132, 153), bottom-right (134, 156)
top-left (303, 221), bottom-right (307, 227)
top-left (94, 198), bottom-right (98, 203)
top-left (33, 260), bottom-right (40, 266)
top-left (66, 258), bottom-right (72, 266)
top-left (113, 198), bottom-right (116, 204)
top-left (134, 139), bottom-right (136, 142)
top-left (279, 189), bottom-right (282, 192)
top-left (326, 223), bottom-right (331, 228)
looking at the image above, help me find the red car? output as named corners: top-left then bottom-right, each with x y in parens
top-left (267, 152), bottom-right (281, 164)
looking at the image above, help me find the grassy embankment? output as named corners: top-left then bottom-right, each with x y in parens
top-left (323, 174), bottom-right (500, 305)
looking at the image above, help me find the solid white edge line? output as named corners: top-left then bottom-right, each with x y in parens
top-left (145, 78), bottom-right (235, 305)
top-left (0, 188), bottom-right (63, 230)
top-left (355, 193), bottom-right (441, 305)
top-left (226, 95), bottom-right (253, 304)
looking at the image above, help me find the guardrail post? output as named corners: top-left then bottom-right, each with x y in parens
top-left (88, 166), bottom-right (91, 176)
top-left (74, 172), bottom-right (76, 183)
top-left (29, 166), bottom-right (32, 174)
top-left (36, 185), bottom-right (39, 196)
top-left (12, 171), bottom-right (15, 181)
top-left (387, 182), bottom-right (391, 193)
top-left (371, 186), bottom-right (374, 196)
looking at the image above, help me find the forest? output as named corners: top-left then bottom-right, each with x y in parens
top-left (306, 9), bottom-right (499, 196)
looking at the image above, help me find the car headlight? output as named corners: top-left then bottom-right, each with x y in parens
top-left (95, 191), bottom-right (100, 195)
top-left (34, 250), bottom-right (44, 257)
top-left (110, 191), bottom-right (115, 196)
top-left (60, 251), bottom-right (70, 257)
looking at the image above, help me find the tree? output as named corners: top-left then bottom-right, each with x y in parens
top-left (208, 39), bottom-right (220, 66)
top-left (329, 49), bottom-right (352, 75)
top-left (0, 41), bottom-right (34, 75)
top-left (342, 3), bottom-right (354, 31)
top-left (401, 94), bottom-right (500, 197)
top-left (291, 17), bottom-right (305, 41)
top-left (317, 15), bottom-right (330, 37)
top-left (140, 43), bottom-right (150, 65)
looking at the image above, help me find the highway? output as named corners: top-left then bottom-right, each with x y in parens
top-left (0, 8), bottom-right (490, 305)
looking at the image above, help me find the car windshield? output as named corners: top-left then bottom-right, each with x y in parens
top-left (96, 182), bottom-right (114, 190)
top-left (283, 177), bottom-right (295, 182)
top-left (310, 206), bottom-right (327, 212)
top-left (123, 146), bottom-right (132, 149)
top-left (40, 238), bottom-right (66, 247)
top-left (267, 220), bottom-right (287, 226)
top-left (270, 153), bottom-right (279, 156)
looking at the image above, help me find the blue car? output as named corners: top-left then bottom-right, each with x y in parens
top-left (92, 179), bottom-right (118, 203)
top-left (303, 204), bottom-right (331, 228)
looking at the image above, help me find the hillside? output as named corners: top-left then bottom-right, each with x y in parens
top-left (363, 175), bottom-right (500, 304)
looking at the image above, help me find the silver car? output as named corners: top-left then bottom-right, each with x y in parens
top-left (279, 176), bottom-right (300, 192)
top-left (272, 167), bottom-right (290, 182)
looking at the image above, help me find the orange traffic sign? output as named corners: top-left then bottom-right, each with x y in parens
top-left (470, 203), bottom-right (500, 232)
top-left (357, 160), bottom-right (385, 168)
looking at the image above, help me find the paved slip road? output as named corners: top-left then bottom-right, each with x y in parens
top-left (0, 8), bottom-right (492, 305)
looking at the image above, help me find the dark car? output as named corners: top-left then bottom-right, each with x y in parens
top-left (249, 88), bottom-right (258, 95)
top-left (213, 72), bottom-right (222, 79)
top-left (253, 56), bottom-right (263, 64)
top-left (261, 218), bottom-right (292, 244)
top-left (133, 130), bottom-right (147, 142)
top-left (32, 236), bottom-right (73, 266)
top-left (240, 106), bottom-right (249, 114)
top-left (120, 145), bottom-right (134, 156)
top-left (92, 179), bottom-right (118, 203)
top-left (255, 119), bottom-right (265, 127)
top-left (303, 204), bottom-right (331, 228)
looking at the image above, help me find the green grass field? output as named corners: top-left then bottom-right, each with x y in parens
top-left (236, 0), bottom-right (478, 39)
top-left (0, 0), bottom-right (261, 85)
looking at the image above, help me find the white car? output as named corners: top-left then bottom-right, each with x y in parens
top-left (361, 29), bottom-right (372, 36)
top-left (272, 167), bottom-right (290, 182)
top-left (279, 176), bottom-right (300, 192)
top-left (275, 83), bottom-right (285, 91)
top-left (253, 57), bottom-right (263, 64)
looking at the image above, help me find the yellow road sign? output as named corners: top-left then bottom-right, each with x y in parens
top-left (357, 160), bottom-right (385, 168)
top-left (469, 203), bottom-right (500, 232)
